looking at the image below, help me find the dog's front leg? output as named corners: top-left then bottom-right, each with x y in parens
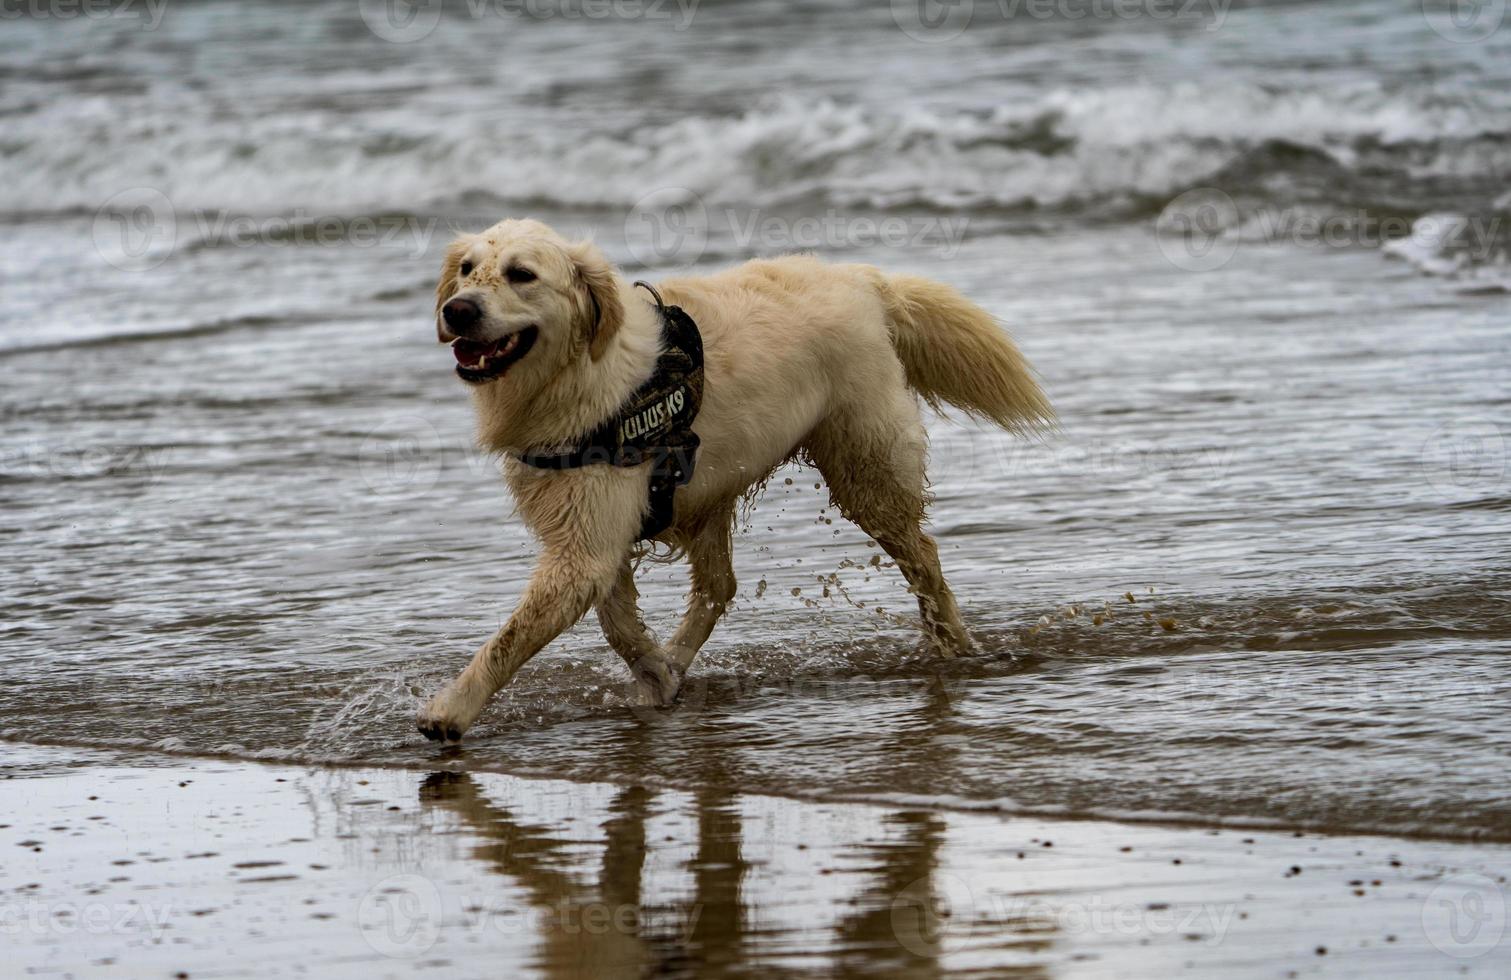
top-left (417, 550), bottom-right (622, 742)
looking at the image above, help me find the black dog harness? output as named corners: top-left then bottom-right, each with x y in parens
top-left (515, 282), bottom-right (704, 541)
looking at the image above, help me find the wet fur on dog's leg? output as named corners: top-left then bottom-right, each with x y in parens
top-left (802, 395), bottom-right (975, 656)
top-left (664, 509), bottom-right (737, 675)
top-left (595, 560), bottom-right (681, 707)
top-left (416, 548), bottom-right (625, 741)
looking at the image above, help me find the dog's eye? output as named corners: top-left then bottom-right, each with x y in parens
top-left (505, 266), bottom-right (537, 284)
top-left (459, 261), bottom-right (473, 277)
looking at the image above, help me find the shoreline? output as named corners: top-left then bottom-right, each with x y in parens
top-left (3, 743), bottom-right (1507, 977)
top-left (8, 735), bottom-right (1509, 848)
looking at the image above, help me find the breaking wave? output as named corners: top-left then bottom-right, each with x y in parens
top-left (5, 86), bottom-right (1508, 222)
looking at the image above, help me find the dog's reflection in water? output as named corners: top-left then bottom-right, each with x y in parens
top-left (419, 771), bottom-right (704, 976)
top-left (416, 769), bottom-right (1046, 978)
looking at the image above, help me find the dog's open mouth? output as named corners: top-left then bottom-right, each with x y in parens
top-left (452, 327), bottom-right (538, 383)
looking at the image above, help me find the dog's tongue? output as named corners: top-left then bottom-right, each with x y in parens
top-left (452, 338), bottom-right (491, 365)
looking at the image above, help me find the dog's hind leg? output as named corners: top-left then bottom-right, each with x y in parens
top-left (804, 402), bottom-right (974, 656)
top-left (595, 560), bottom-right (680, 706)
top-left (663, 507), bottom-right (737, 682)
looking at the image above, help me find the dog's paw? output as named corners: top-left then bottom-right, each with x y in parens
top-left (416, 683), bottom-right (485, 743)
top-left (416, 717), bottom-right (463, 743)
top-left (945, 632), bottom-right (979, 658)
top-left (626, 654), bottom-right (683, 708)
top-left (925, 624), bottom-right (978, 659)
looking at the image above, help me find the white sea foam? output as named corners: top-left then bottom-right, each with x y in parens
top-left (5, 86), bottom-right (1508, 218)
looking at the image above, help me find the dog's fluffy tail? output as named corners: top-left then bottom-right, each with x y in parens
top-left (872, 271), bottom-right (1055, 436)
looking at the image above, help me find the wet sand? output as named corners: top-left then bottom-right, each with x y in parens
top-left (3, 743), bottom-right (1506, 978)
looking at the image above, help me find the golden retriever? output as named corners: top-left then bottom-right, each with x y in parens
top-left (417, 218), bottom-right (1052, 741)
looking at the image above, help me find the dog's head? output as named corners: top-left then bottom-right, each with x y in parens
top-left (433, 219), bottom-right (623, 388)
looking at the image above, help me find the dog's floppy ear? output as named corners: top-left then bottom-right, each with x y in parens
top-left (434, 237), bottom-right (468, 342)
top-left (569, 240), bottom-right (623, 362)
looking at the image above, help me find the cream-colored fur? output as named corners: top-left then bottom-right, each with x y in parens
top-left (417, 218), bottom-right (1053, 741)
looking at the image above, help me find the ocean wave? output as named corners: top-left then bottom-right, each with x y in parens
top-left (5, 86), bottom-right (1508, 222)
top-left (1381, 204), bottom-right (1511, 288)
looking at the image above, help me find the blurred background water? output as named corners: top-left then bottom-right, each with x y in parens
top-left (1, 0), bottom-right (1508, 842)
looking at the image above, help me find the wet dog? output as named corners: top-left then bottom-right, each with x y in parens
top-left (417, 218), bottom-right (1053, 741)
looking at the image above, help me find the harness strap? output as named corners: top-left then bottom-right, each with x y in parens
top-left (514, 283), bottom-right (703, 541)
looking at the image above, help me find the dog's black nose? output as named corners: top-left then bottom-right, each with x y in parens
top-left (442, 297), bottom-right (481, 334)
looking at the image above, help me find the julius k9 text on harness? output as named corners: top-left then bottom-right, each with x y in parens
top-left (514, 282), bottom-right (705, 541)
